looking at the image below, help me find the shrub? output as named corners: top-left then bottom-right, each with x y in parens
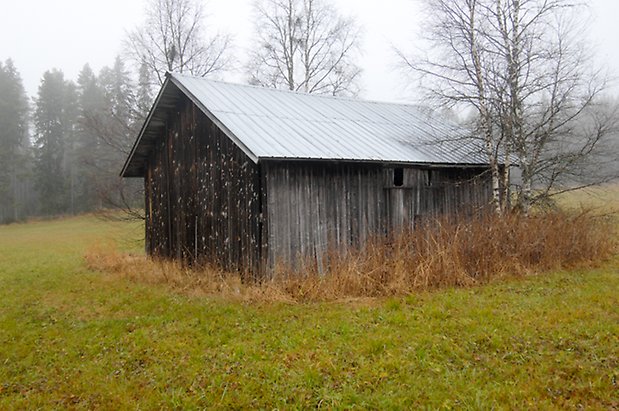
top-left (85, 210), bottom-right (617, 302)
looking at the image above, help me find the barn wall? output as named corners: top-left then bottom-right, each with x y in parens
top-left (264, 162), bottom-right (388, 270)
top-left (384, 166), bottom-right (493, 229)
top-left (264, 162), bottom-right (492, 270)
top-left (144, 97), bottom-right (263, 277)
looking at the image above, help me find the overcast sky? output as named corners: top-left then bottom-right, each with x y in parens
top-left (1, 0), bottom-right (618, 103)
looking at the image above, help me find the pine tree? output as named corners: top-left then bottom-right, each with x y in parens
top-left (136, 62), bottom-right (153, 121)
top-left (100, 57), bottom-right (143, 210)
top-left (72, 57), bottom-right (143, 212)
top-left (0, 59), bottom-right (30, 223)
top-left (33, 69), bottom-right (73, 215)
top-left (75, 64), bottom-right (106, 211)
top-left (63, 80), bottom-right (79, 214)
top-left (98, 57), bottom-right (138, 155)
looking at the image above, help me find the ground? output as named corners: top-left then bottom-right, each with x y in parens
top-left (0, 195), bottom-right (618, 408)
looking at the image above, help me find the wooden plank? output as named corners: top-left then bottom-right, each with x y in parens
top-left (143, 96), bottom-right (263, 275)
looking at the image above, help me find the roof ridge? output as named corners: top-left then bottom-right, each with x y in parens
top-left (169, 71), bottom-right (428, 110)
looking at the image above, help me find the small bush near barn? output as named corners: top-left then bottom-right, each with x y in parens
top-left (86, 210), bottom-right (616, 302)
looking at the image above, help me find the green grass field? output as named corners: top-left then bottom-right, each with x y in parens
top-left (555, 183), bottom-right (619, 212)
top-left (0, 212), bottom-right (618, 409)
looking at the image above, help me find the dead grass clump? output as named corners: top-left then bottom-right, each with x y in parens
top-left (85, 210), bottom-right (617, 303)
top-left (85, 243), bottom-right (298, 303)
top-left (267, 210), bottom-right (617, 301)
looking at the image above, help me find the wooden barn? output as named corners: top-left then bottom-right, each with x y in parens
top-left (121, 73), bottom-right (492, 278)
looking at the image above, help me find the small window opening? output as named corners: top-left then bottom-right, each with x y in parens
top-left (394, 168), bottom-right (404, 187)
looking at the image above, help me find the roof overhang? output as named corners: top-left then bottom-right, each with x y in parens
top-left (121, 73), bottom-right (260, 178)
top-left (120, 76), bottom-right (179, 177)
top-left (258, 157), bottom-right (492, 168)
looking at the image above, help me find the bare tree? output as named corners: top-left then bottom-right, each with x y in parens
top-left (398, 0), bottom-right (506, 213)
top-left (125, 0), bottom-right (233, 86)
top-left (248, 0), bottom-right (362, 96)
top-left (399, 0), bottom-right (616, 214)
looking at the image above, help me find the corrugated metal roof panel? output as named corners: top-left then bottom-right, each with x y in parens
top-left (170, 73), bottom-right (487, 165)
top-left (121, 73), bottom-right (489, 177)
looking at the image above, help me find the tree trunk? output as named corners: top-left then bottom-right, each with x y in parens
top-left (519, 159), bottom-right (532, 215)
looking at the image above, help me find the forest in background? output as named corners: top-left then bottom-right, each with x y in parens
top-left (0, 58), bottom-right (148, 224)
top-left (2, 0), bottom-right (619, 225)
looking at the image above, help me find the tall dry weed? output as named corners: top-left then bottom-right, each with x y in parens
top-left (85, 210), bottom-right (617, 303)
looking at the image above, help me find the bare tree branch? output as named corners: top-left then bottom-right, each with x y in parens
top-left (397, 0), bottom-right (617, 214)
top-left (125, 0), bottom-right (234, 87)
top-left (248, 0), bottom-right (362, 96)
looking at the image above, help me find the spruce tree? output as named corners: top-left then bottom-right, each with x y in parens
top-left (33, 69), bottom-right (72, 215)
top-left (136, 62), bottom-right (153, 121)
top-left (0, 59), bottom-right (30, 223)
top-left (63, 80), bottom-right (79, 214)
top-left (75, 64), bottom-right (106, 211)
top-left (81, 57), bottom-right (142, 211)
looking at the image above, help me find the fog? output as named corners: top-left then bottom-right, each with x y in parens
top-left (2, 0), bottom-right (618, 102)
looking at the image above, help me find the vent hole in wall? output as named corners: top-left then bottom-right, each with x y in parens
top-left (394, 168), bottom-right (404, 187)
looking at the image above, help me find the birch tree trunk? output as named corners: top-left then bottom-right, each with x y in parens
top-left (399, 0), bottom-right (615, 214)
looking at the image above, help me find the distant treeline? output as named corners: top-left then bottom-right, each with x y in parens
top-left (0, 58), bottom-right (148, 224)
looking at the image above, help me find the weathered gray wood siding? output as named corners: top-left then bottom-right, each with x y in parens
top-left (144, 97), bottom-right (263, 276)
top-left (385, 167), bottom-right (492, 229)
top-left (264, 162), bottom-right (491, 269)
top-left (264, 162), bottom-right (388, 270)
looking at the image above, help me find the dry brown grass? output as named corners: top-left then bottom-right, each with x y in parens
top-left (85, 210), bottom-right (617, 303)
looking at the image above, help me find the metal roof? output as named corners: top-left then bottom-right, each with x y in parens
top-left (122, 72), bottom-right (488, 177)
